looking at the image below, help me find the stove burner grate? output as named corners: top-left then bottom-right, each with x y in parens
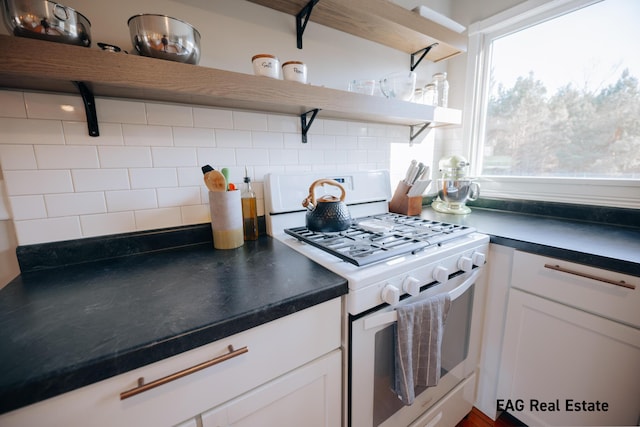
top-left (284, 213), bottom-right (475, 266)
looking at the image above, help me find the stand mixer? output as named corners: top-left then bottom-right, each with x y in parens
top-left (431, 155), bottom-right (480, 214)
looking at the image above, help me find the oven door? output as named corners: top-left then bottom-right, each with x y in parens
top-left (349, 268), bottom-right (485, 427)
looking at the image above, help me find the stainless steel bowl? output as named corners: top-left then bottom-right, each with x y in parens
top-left (127, 14), bottom-right (201, 65)
top-left (1, 0), bottom-right (91, 47)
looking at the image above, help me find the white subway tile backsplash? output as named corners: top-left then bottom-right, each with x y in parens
top-left (215, 129), bottom-right (251, 147)
top-left (134, 207), bottom-right (182, 231)
top-left (323, 119), bottom-right (348, 135)
top-left (35, 145), bottom-right (100, 169)
top-left (129, 168), bottom-right (178, 189)
top-left (157, 186), bottom-right (201, 207)
top-left (72, 169), bottom-right (130, 192)
top-left (177, 166), bottom-right (204, 187)
top-left (181, 204), bottom-right (210, 225)
top-left (123, 124), bottom-right (173, 146)
top-left (267, 114), bottom-right (298, 133)
top-left (4, 170), bottom-right (73, 195)
top-left (8, 195), bottom-right (47, 220)
top-left (197, 147), bottom-right (236, 168)
top-left (0, 91), bottom-right (26, 118)
top-left (146, 103), bottom-right (193, 127)
top-left (24, 92), bottom-right (85, 121)
top-left (106, 189), bottom-right (157, 212)
top-left (0, 118), bottom-right (64, 145)
top-left (252, 131), bottom-right (283, 149)
top-left (193, 107), bottom-right (233, 129)
top-left (14, 217), bottom-right (82, 245)
top-left (80, 211), bottom-right (136, 237)
top-left (0, 90), bottom-right (411, 245)
top-left (0, 145), bottom-right (37, 170)
top-left (96, 98), bottom-right (147, 124)
top-left (236, 148), bottom-right (269, 165)
top-left (45, 192), bottom-right (106, 217)
top-left (173, 127), bottom-right (215, 147)
top-left (233, 111), bottom-right (268, 131)
top-left (268, 149), bottom-right (298, 165)
top-left (98, 146), bottom-right (152, 168)
top-left (152, 147), bottom-right (197, 167)
top-left (63, 121), bottom-right (124, 146)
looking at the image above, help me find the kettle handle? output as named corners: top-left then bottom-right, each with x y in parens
top-left (303, 179), bottom-right (346, 207)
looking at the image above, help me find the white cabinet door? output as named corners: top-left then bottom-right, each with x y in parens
top-left (202, 349), bottom-right (341, 427)
top-left (498, 288), bottom-right (640, 426)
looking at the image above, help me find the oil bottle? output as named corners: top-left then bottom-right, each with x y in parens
top-left (241, 167), bottom-right (259, 240)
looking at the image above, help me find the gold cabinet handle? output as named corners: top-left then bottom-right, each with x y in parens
top-left (120, 345), bottom-right (248, 400)
top-left (544, 264), bottom-right (636, 290)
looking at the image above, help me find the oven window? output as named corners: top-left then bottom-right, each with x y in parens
top-left (372, 285), bottom-right (474, 426)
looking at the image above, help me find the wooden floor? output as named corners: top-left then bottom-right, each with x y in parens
top-left (457, 407), bottom-right (525, 427)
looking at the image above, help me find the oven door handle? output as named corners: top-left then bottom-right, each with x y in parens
top-left (364, 269), bottom-right (481, 331)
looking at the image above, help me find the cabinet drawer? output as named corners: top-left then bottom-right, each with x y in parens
top-left (512, 251), bottom-right (639, 327)
top-left (0, 298), bottom-right (342, 427)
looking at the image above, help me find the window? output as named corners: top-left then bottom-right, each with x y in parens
top-left (466, 0), bottom-right (640, 208)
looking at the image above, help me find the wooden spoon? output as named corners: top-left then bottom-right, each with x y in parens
top-left (202, 167), bottom-right (227, 192)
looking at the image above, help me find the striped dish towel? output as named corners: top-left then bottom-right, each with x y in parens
top-left (393, 293), bottom-right (451, 405)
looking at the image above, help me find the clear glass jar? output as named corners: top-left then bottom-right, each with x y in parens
top-left (423, 83), bottom-right (437, 106)
top-left (432, 72), bottom-right (449, 108)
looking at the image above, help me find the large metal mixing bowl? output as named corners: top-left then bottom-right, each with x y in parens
top-left (1, 0), bottom-right (91, 47)
top-left (127, 14), bottom-right (201, 65)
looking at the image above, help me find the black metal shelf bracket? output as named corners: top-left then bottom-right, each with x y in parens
top-left (301, 108), bottom-right (320, 143)
top-left (410, 122), bottom-right (431, 143)
top-left (73, 81), bottom-right (99, 137)
top-left (410, 43), bottom-right (439, 72)
top-left (296, 0), bottom-right (320, 49)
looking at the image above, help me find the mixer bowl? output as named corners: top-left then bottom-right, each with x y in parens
top-left (128, 14), bottom-right (201, 64)
top-left (437, 179), bottom-right (479, 204)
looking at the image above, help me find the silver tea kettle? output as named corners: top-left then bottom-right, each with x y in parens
top-left (302, 179), bottom-right (352, 232)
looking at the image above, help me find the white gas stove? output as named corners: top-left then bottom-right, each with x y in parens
top-left (264, 170), bottom-right (489, 315)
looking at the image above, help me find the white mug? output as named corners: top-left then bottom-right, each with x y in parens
top-left (282, 61), bottom-right (307, 83)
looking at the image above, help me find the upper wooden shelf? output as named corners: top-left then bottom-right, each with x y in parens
top-left (246, 0), bottom-right (467, 62)
top-left (0, 35), bottom-right (461, 137)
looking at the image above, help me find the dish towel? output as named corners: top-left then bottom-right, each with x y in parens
top-left (393, 293), bottom-right (451, 405)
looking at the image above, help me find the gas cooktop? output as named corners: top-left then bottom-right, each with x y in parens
top-left (284, 213), bottom-right (475, 267)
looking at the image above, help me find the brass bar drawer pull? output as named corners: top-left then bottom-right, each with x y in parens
top-left (120, 345), bottom-right (248, 400)
top-left (544, 264), bottom-right (636, 290)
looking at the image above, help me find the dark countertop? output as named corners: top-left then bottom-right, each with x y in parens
top-left (0, 233), bottom-right (348, 415)
top-left (420, 206), bottom-right (640, 276)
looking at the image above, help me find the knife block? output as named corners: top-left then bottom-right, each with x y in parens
top-left (388, 181), bottom-right (423, 216)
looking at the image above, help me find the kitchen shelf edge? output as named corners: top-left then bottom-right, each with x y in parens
top-left (0, 35), bottom-right (461, 130)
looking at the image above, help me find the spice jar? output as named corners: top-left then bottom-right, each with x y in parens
top-left (252, 54), bottom-right (280, 79)
top-left (432, 72), bottom-right (449, 108)
top-left (423, 83), bottom-right (437, 106)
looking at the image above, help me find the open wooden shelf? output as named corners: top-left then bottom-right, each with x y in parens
top-left (0, 35), bottom-right (461, 138)
top-left (246, 0), bottom-right (467, 62)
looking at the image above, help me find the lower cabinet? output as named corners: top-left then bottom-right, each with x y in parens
top-left (197, 350), bottom-right (341, 427)
top-left (497, 252), bottom-right (640, 426)
top-left (0, 298), bottom-right (342, 427)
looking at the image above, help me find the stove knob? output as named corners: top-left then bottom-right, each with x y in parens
top-left (472, 251), bottom-right (486, 266)
top-left (458, 256), bottom-right (474, 272)
top-left (402, 276), bottom-right (421, 296)
top-left (381, 285), bottom-right (400, 305)
top-left (432, 266), bottom-right (449, 284)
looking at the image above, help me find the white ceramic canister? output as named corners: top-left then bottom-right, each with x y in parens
top-left (209, 190), bottom-right (244, 249)
top-left (252, 54), bottom-right (280, 79)
top-left (282, 61), bottom-right (307, 83)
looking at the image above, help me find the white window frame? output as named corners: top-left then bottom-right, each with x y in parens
top-left (462, 0), bottom-right (640, 209)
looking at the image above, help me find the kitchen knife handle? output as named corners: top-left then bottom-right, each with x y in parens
top-left (120, 345), bottom-right (248, 400)
top-left (544, 264), bottom-right (635, 290)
